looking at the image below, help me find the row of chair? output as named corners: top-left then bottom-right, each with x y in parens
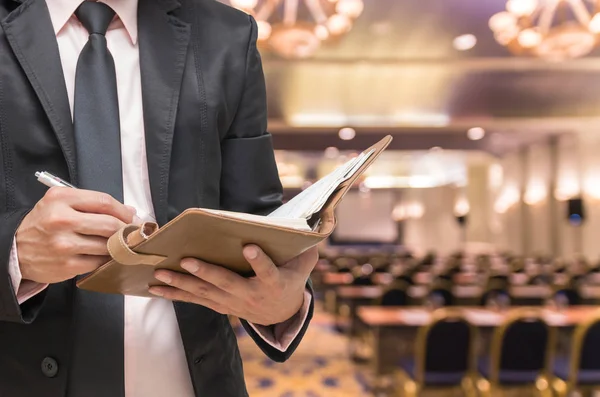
top-left (393, 308), bottom-right (600, 397)
top-left (373, 276), bottom-right (588, 308)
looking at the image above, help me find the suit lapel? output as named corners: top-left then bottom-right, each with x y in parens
top-left (1, 0), bottom-right (77, 182)
top-left (138, 0), bottom-right (191, 226)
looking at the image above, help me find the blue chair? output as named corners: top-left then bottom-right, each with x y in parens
top-left (553, 310), bottom-right (600, 397)
top-left (480, 289), bottom-right (511, 308)
top-left (428, 278), bottom-right (455, 307)
top-left (395, 309), bottom-right (477, 397)
top-left (476, 308), bottom-right (554, 397)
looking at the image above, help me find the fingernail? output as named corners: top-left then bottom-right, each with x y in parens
top-left (149, 287), bottom-right (163, 296)
top-left (181, 260), bottom-right (200, 273)
top-left (244, 246), bottom-right (258, 260)
top-left (154, 272), bottom-right (172, 284)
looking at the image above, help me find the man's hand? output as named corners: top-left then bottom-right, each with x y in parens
top-left (16, 187), bottom-right (136, 284)
top-left (150, 245), bottom-right (319, 326)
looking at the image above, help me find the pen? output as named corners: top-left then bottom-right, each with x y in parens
top-left (35, 171), bottom-right (76, 188)
top-left (35, 171), bottom-right (149, 222)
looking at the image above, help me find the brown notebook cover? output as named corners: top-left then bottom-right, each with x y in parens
top-left (77, 135), bottom-right (392, 297)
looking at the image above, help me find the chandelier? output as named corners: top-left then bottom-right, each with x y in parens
top-left (228, 0), bottom-right (364, 58)
top-left (489, 0), bottom-right (600, 61)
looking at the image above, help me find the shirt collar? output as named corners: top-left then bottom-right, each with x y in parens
top-left (46, 0), bottom-right (139, 45)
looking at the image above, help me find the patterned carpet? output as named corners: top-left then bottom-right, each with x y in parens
top-left (237, 308), bottom-right (373, 397)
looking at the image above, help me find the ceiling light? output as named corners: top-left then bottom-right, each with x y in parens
top-left (517, 28), bottom-right (542, 48)
top-left (314, 25), bottom-right (330, 40)
top-left (256, 21), bottom-right (273, 41)
top-left (229, 0), bottom-right (364, 59)
top-left (338, 127), bottom-right (356, 140)
top-left (336, 0), bottom-right (364, 19)
top-left (453, 34), bottom-right (477, 51)
top-left (490, 0), bottom-right (599, 61)
top-left (324, 146), bottom-right (340, 158)
top-left (230, 0), bottom-right (258, 9)
top-left (467, 127), bottom-right (485, 140)
top-left (506, 0), bottom-right (538, 17)
top-left (488, 11), bottom-right (518, 32)
top-left (327, 14), bottom-right (352, 36)
top-left (590, 13), bottom-right (600, 33)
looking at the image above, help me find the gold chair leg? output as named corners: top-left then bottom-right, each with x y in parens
top-left (552, 378), bottom-right (569, 397)
top-left (476, 377), bottom-right (493, 397)
top-left (462, 376), bottom-right (477, 397)
top-left (393, 370), bottom-right (415, 397)
top-left (403, 379), bottom-right (419, 397)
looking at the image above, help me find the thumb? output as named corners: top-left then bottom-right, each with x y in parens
top-left (294, 246), bottom-right (319, 275)
top-left (124, 205), bottom-right (140, 224)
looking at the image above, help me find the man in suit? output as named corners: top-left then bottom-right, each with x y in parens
top-left (0, 0), bottom-right (317, 396)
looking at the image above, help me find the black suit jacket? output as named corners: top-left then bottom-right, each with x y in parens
top-left (0, 0), bottom-right (313, 396)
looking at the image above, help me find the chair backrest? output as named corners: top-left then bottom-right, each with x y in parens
top-left (568, 310), bottom-right (600, 384)
top-left (414, 310), bottom-right (476, 383)
top-left (430, 289), bottom-right (453, 306)
top-left (490, 309), bottom-right (554, 384)
top-left (486, 275), bottom-right (509, 291)
top-left (554, 289), bottom-right (582, 306)
top-left (379, 280), bottom-right (409, 306)
top-left (429, 278), bottom-right (455, 306)
top-left (351, 275), bottom-right (374, 286)
top-left (481, 290), bottom-right (511, 308)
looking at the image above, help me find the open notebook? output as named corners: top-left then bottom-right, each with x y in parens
top-left (76, 136), bottom-right (392, 296)
top-left (202, 148), bottom-right (374, 232)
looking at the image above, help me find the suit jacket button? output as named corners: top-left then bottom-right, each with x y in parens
top-left (41, 357), bottom-right (58, 378)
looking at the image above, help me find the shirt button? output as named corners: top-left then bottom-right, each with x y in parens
top-left (41, 357), bottom-right (59, 378)
top-left (194, 356), bottom-right (204, 365)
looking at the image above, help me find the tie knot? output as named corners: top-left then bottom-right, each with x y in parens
top-left (75, 1), bottom-right (115, 36)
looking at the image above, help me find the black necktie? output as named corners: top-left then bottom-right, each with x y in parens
top-left (73, 1), bottom-right (123, 200)
top-left (69, 3), bottom-right (125, 396)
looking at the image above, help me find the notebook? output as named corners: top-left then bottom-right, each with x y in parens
top-left (77, 135), bottom-right (392, 296)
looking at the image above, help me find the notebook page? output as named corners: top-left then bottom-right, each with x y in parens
top-left (304, 149), bottom-right (374, 217)
top-left (269, 150), bottom-right (373, 220)
top-left (267, 157), bottom-right (356, 219)
top-left (201, 209), bottom-right (311, 231)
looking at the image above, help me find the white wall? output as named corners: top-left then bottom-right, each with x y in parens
top-left (402, 186), bottom-right (462, 255)
top-left (327, 132), bottom-right (600, 260)
top-left (333, 190), bottom-right (398, 243)
top-left (492, 133), bottom-right (600, 259)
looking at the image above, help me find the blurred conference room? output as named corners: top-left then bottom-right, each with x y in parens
top-left (222, 0), bottom-right (600, 396)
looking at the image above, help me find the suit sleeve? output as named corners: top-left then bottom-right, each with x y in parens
top-left (0, 209), bottom-right (48, 323)
top-left (219, 15), bottom-right (314, 362)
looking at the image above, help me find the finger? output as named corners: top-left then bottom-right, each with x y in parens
top-left (180, 258), bottom-right (249, 296)
top-left (294, 246), bottom-right (320, 275)
top-left (73, 213), bottom-right (126, 238)
top-left (243, 245), bottom-right (279, 286)
top-left (69, 254), bottom-right (110, 275)
top-left (148, 286), bottom-right (228, 314)
top-left (154, 270), bottom-right (234, 303)
top-left (51, 188), bottom-right (135, 223)
top-left (71, 235), bottom-right (110, 256)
